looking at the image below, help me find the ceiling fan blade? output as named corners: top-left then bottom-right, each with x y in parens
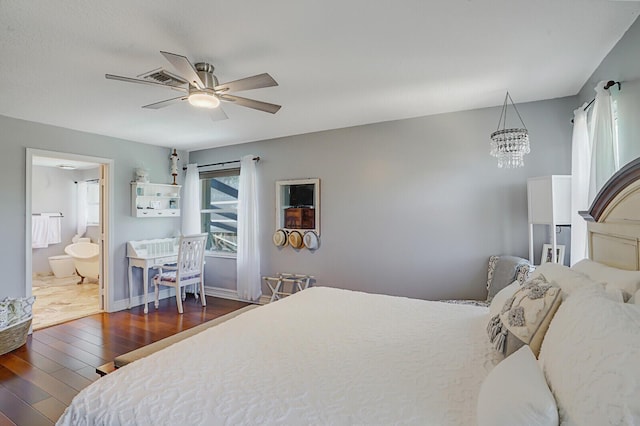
top-left (219, 94), bottom-right (281, 114)
top-left (142, 96), bottom-right (187, 109)
top-left (160, 51), bottom-right (205, 89)
top-left (209, 105), bottom-right (229, 122)
top-left (106, 74), bottom-right (188, 93)
top-left (214, 73), bottom-right (278, 93)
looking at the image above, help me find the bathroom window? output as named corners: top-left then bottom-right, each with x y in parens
top-left (200, 169), bottom-right (240, 255)
top-left (86, 180), bottom-right (100, 225)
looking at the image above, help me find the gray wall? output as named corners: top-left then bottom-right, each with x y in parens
top-left (0, 114), bottom-right (185, 306)
top-left (191, 96), bottom-right (575, 300)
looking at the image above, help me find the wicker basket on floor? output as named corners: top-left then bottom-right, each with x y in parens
top-left (0, 318), bottom-right (32, 356)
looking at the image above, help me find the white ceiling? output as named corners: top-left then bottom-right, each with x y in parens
top-left (32, 156), bottom-right (99, 170)
top-left (1, 1), bottom-right (639, 151)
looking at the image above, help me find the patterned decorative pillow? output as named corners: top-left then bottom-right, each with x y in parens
top-left (487, 274), bottom-right (562, 357)
top-left (488, 281), bottom-right (520, 319)
top-left (515, 263), bottom-right (533, 285)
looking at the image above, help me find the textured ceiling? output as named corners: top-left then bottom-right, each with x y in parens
top-left (32, 156), bottom-right (99, 170)
top-left (1, 1), bottom-right (639, 151)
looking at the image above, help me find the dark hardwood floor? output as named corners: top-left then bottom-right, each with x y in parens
top-left (0, 295), bottom-right (250, 425)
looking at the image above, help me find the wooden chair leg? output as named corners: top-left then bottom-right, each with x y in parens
top-left (175, 286), bottom-right (184, 314)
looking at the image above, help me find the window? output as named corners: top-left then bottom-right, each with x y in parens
top-left (200, 168), bottom-right (240, 254)
top-left (86, 180), bottom-right (100, 225)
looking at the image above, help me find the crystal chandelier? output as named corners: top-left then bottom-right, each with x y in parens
top-left (490, 92), bottom-right (530, 168)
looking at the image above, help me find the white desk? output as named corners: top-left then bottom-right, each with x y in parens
top-left (127, 238), bottom-right (178, 314)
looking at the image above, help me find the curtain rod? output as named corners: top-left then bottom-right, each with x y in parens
top-left (583, 80), bottom-right (621, 112)
top-left (32, 212), bottom-right (64, 217)
top-left (571, 80), bottom-right (621, 123)
top-left (182, 156), bottom-right (260, 171)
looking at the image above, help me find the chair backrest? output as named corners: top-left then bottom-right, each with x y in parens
top-left (486, 255), bottom-right (531, 301)
top-left (177, 234), bottom-right (207, 279)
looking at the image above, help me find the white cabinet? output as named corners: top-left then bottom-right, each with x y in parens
top-left (527, 175), bottom-right (571, 264)
top-left (131, 182), bottom-right (181, 218)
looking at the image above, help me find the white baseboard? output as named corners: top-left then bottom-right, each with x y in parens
top-left (110, 288), bottom-right (174, 312)
top-left (204, 286), bottom-right (270, 305)
top-left (110, 286), bottom-right (269, 312)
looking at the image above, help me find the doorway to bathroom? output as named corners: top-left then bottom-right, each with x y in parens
top-left (26, 149), bottom-right (112, 330)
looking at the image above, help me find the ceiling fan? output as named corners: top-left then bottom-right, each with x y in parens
top-left (105, 51), bottom-right (281, 119)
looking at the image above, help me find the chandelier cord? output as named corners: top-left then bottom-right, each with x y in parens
top-left (506, 92), bottom-right (527, 130)
top-left (495, 91), bottom-right (527, 131)
top-left (495, 93), bottom-right (508, 132)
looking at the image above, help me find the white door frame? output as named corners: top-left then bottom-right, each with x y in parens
top-left (25, 148), bottom-right (114, 312)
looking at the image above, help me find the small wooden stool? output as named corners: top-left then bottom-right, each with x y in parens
top-left (263, 273), bottom-right (314, 303)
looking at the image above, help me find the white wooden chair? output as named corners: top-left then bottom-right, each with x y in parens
top-left (153, 233), bottom-right (207, 314)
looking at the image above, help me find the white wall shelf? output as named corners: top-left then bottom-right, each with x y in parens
top-left (131, 182), bottom-right (181, 218)
top-left (527, 175), bottom-right (571, 265)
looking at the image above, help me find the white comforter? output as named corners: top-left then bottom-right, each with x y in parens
top-left (57, 287), bottom-right (501, 425)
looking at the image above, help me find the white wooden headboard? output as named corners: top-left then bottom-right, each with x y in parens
top-left (580, 158), bottom-right (640, 271)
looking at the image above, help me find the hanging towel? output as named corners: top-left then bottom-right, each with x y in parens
top-left (45, 213), bottom-right (62, 245)
top-left (32, 216), bottom-right (50, 248)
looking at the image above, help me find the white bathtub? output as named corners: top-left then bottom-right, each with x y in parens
top-left (64, 242), bottom-right (99, 282)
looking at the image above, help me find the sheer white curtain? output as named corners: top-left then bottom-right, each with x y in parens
top-left (182, 164), bottom-right (201, 235)
top-left (236, 155), bottom-right (261, 302)
top-left (76, 181), bottom-right (88, 240)
top-left (611, 79), bottom-right (639, 166)
top-left (570, 104), bottom-right (591, 266)
top-left (588, 81), bottom-right (619, 203)
top-left (181, 164), bottom-right (202, 296)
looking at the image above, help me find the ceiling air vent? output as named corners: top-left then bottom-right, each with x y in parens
top-left (137, 68), bottom-right (187, 87)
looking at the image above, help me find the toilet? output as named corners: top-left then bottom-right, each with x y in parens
top-left (48, 254), bottom-right (76, 278)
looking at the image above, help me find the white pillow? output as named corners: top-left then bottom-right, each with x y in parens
top-left (572, 259), bottom-right (640, 300)
top-left (531, 263), bottom-right (604, 299)
top-left (488, 280), bottom-right (520, 318)
top-left (477, 345), bottom-right (558, 426)
top-left (605, 286), bottom-right (626, 303)
top-left (630, 289), bottom-right (640, 305)
top-left (538, 286), bottom-right (640, 425)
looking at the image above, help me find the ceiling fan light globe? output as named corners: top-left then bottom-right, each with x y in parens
top-left (188, 92), bottom-right (220, 109)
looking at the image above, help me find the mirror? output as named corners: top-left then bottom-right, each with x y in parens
top-left (276, 178), bottom-right (320, 235)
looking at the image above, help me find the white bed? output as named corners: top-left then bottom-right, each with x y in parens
top-left (58, 158), bottom-right (640, 426)
top-left (58, 288), bottom-right (501, 425)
